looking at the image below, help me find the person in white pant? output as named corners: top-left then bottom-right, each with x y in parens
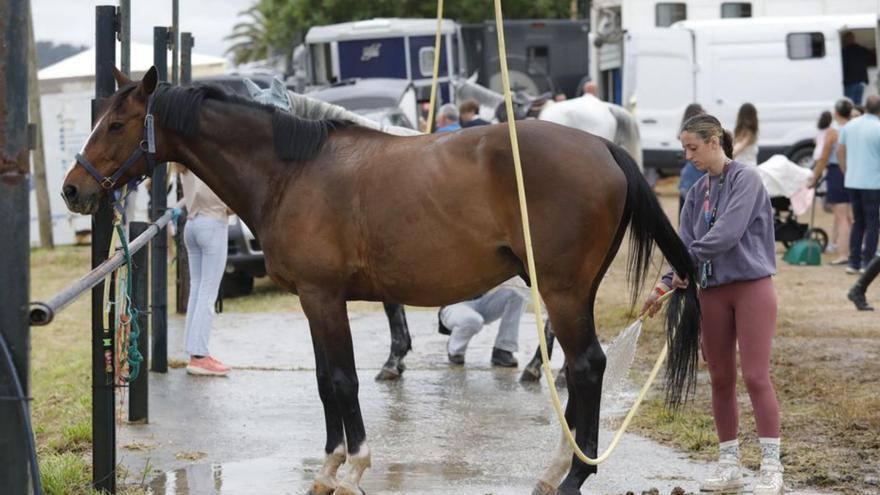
top-left (440, 283), bottom-right (526, 367)
top-left (180, 167), bottom-right (231, 376)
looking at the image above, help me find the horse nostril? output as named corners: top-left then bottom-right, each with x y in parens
top-left (62, 184), bottom-right (78, 200)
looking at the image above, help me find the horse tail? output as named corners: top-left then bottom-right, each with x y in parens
top-left (606, 141), bottom-right (701, 408)
top-left (607, 104), bottom-right (644, 172)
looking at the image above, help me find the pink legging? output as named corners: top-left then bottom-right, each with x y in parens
top-left (700, 277), bottom-right (780, 442)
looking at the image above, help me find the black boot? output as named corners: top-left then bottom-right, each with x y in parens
top-left (847, 286), bottom-right (874, 311)
top-left (438, 308), bottom-right (451, 335)
top-left (848, 256), bottom-right (880, 311)
top-left (491, 347), bottom-right (518, 367)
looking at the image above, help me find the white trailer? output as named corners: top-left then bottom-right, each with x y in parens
top-left (590, 0), bottom-right (877, 104)
top-left (622, 14), bottom-right (878, 169)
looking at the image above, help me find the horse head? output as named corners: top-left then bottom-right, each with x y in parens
top-left (62, 66), bottom-right (161, 214)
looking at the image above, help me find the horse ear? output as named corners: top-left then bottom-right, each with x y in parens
top-left (112, 67), bottom-right (131, 87)
top-left (243, 78), bottom-right (262, 98)
top-left (140, 66), bottom-right (158, 96)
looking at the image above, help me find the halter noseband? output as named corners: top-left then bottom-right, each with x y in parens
top-left (75, 93), bottom-right (158, 194)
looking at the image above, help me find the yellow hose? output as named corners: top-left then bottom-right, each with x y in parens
top-left (424, 0), bottom-right (445, 134)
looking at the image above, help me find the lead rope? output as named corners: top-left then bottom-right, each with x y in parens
top-left (491, 0), bottom-right (678, 465)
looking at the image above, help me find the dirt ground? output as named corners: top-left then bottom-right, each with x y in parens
top-left (603, 178), bottom-right (880, 495)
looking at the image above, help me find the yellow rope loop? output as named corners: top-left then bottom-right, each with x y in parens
top-left (491, 0), bottom-right (676, 466)
top-left (425, 0), bottom-right (445, 134)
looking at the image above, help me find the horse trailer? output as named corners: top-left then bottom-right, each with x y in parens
top-left (305, 18), bottom-right (460, 104)
top-left (623, 14), bottom-right (878, 170)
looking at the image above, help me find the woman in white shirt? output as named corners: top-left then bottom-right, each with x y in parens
top-left (733, 103), bottom-right (759, 166)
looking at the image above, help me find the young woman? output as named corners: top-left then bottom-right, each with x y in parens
top-left (810, 99), bottom-right (854, 265)
top-left (733, 102), bottom-right (760, 166)
top-left (643, 114), bottom-right (783, 495)
top-left (180, 168), bottom-right (232, 376)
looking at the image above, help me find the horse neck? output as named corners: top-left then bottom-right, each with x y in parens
top-left (165, 101), bottom-right (285, 231)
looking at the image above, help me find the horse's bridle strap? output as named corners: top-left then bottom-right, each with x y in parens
top-left (75, 93), bottom-right (158, 193)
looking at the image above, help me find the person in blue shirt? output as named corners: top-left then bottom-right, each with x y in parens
top-left (837, 95), bottom-right (880, 274)
top-left (678, 103), bottom-right (707, 214)
top-left (434, 103), bottom-right (461, 133)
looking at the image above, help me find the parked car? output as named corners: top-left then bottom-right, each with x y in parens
top-left (220, 77), bottom-right (419, 296)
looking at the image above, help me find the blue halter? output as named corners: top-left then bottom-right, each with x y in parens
top-left (75, 93), bottom-right (158, 194)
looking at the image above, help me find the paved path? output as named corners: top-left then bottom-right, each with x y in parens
top-left (118, 310), bottom-right (817, 494)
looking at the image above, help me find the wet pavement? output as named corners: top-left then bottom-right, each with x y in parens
top-left (118, 310), bottom-right (820, 494)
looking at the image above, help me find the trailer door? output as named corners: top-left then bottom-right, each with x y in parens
top-left (624, 29), bottom-right (695, 160)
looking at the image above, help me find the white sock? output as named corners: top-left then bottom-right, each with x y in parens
top-left (719, 439), bottom-right (740, 463)
top-left (759, 437), bottom-right (781, 466)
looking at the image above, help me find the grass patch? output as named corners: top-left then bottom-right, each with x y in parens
top-left (40, 451), bottom-right (92, 495)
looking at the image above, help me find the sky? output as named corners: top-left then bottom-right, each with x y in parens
top-left (32, 0), bottom-right (258, 58)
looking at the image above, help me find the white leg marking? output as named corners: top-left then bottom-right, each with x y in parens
top-left (312, 444), bottom-right (346, 493)
top-left (336, 442), bottom-right (371, 494)
top-left (538, 428), bottom-right (574, 488)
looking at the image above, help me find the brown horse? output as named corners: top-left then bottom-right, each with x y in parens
top-left (62, 67), bottom-right (700, 495)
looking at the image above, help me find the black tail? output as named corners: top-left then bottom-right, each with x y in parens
top-left (606, 142), bottom-right (701, 407)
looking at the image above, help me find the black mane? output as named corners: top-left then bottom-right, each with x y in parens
top-left (149, 82), bottom-right (347, 161)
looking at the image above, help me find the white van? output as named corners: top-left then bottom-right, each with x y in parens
top-left (624, 14), bottom-right (878, 169)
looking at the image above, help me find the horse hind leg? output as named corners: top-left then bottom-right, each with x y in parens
top-left (376, 302), bottom-right (412, 381)
top-left (541, 293), bottom-right (607, 495)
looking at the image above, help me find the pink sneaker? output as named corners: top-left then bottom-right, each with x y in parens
top-left (186, 356), bottom-right (230, 376)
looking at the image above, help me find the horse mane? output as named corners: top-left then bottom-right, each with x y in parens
top-left (151, 82), bottom-right (349, 162)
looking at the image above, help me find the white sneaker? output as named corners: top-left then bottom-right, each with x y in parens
top-left (700, 460), bottom-right (745, 492)
top-left (753, 462), bottom-right (784, 495)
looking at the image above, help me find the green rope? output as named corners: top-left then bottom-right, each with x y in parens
top-left (115, 223), bottom-right (143, 382)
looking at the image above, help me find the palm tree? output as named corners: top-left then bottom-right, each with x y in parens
top-left (225, 4), bottom-right (272, 65)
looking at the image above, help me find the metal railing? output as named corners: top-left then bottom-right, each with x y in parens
top-left (29, 199), bottom-right (184, 327)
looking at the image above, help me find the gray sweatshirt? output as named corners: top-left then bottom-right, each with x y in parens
top-left (662, 160), bottom-right (776, 289)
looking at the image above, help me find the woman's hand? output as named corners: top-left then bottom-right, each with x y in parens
top-left (671, 273), bottom-right (689, 289)
top-left (641, 284), bottom-right (670, 318)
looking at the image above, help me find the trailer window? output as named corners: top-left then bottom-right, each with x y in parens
top-left (787, 33), bottom-right (825, 60)
top-left (721, 3), bottom-right (751, 18)
top-left (527, 46), bottom-right (550, 75)
top-left (419, 47), bottom-right (435, 77)
top-left (655, 3), bottom-right (686, 27)
top-left (310, 43), bottom-right (333, 85)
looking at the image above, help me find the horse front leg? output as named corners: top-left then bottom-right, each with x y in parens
top-left (301, 290), bottom-right (371, 495)
top-left (520, 318), bottom-right (555, 382)
top-left (308, 342), bottom-right (346, 494)
top-left (375, 302), bottom-right (412, 381)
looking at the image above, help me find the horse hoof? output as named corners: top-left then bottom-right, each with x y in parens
top-left (331, 482), bottom-right (364, 495)
top-left (374, 366), bottom-right (401, 381)
top-left (307, 479), bottom-right (336, 495)
top-left (531, 480), bottom-right (555, 495)
top-left (520, 364), bottom-right (542, 382)
top-left (554, 372), bottom-right (567, 390)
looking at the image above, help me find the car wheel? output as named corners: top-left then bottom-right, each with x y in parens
top-left (221, 270), bottom-right (254, 298)
top-left (789, 145), bottom-right (815, 169)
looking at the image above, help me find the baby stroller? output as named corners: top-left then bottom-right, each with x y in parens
top-left (771, 196), bottom-right (828, 250)
top-left (758, 155), bottom-right (828, 250)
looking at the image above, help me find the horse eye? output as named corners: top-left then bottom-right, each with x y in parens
top-left (109, 122), bottom-right (124, 132)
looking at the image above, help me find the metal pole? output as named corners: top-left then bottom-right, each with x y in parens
top-left (171, 0), bottom-right (179, 85)
top-left (151, 26), bottom-right (169, 373)
top-left (128, 221), bottom-right (149, 423)
top-left (92, 7), bottom-right (118, 493)
top-left (176, 32), bottom-right (194, 314)
top-left (0, 0), bottom-right (32, 492)
top-left (118, 0), bottom-right (130, 76)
